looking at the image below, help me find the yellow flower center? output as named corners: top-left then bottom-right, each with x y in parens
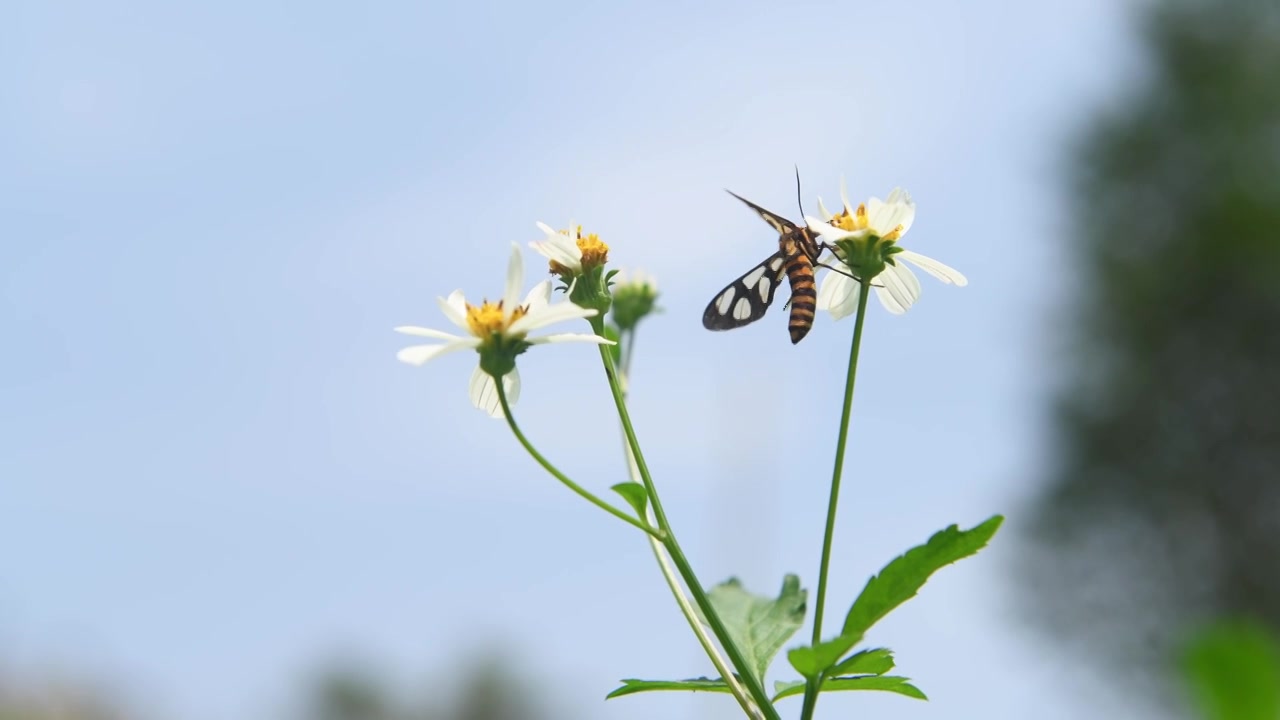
top-left (465, 300), bottom-right (527, 337)
top-left (831, 203), bottom-right (904, 241)
top-left (577, 233), bottom-right (610, 268)
top-left (548, 225), bottom-right (610, 274)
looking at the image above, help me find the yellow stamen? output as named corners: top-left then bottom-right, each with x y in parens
top-left (465, 300), bottom-right (527, 337)
top-left (577, 233), bottom-right (609, 269)
top-left (832, 203), bottom-right (870, 233)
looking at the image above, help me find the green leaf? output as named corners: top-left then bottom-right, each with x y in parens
top-left (706, 575), bottom-right (807, 684)
top-left (787, 636), bottom-right (852, 679)
top-left (773, 679), bottom-right (805, 696)
top-left (843, 515), bottom-right (1004, 640)
top-left (831, 647), bottom-right (894, 676)
top-left (606, 678), bottom-right (731, 699)
top-left (772, 675), bottom-right (928, 702)
top-left (1182, 621), bottom-right (1280, 720)
top-left (610, 482), bottom-right (648, 517)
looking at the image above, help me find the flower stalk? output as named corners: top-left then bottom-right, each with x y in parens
top-left (592, 316), bottom-right (781, 720)
top-left (799, 279), bottom-right (872, 720)
top-left (493, 375), bottom-right (663, 540)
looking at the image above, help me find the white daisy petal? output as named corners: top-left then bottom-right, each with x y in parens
top-left (438, 291), bottom-right (469, 330)
top-left (503, 243), bottom-right (523, 310)
top-left (394, 326), bottom-right (464, 341)
top-left (839, 176), bottom-right (853, 214)
top-left (509, 302), bottom-right (597, 334)
top-left (899, 249), bottom-right (968, 286)
top-left (817, 196), bottom-right (835, 222)
top-left (522, 280), bottom-right (553, 311)
top-left (874, 285), bottom-right (907, 315)
top-left (818, 270), bottom-right (859, 321)
top-left (877, 263), bottom-right (920, 314)
top-left (535, 221), bottom-right (557, 236)
top-left (806, 215), bottom-right (858, 242)
top-left (469, 366), bottom-right (521, 418)
top-left (396, 339), bottom-right (478, 366)
top-left (885, 188), bottom-right (915, 235)
top-left (527, 332), bottom-right (615, 345)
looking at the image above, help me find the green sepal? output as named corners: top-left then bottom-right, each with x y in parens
top-left (610, 482), bottom-right (648, 517)
top-left (476, 334), bottom-right (531, 379)
top-left (569, 263), bottom-right (612, 316)
top-left (704, 575), bottom-right (807, 685)
top-left (606, 677), bottom-right (732, 699)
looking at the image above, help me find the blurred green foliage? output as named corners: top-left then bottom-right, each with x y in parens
top-left (1182, 621), bottom-right (1280, 720)
top-left (1023, 0), bottom-right (1280, 713)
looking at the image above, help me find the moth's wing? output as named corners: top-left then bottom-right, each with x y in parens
top-left (702, 251), bottom-right (789, 331)
top-left (725, 190), bottom-right (800, 235)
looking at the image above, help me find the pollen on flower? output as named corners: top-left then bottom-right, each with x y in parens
top-left (465, 300), bottom-right (526, 337)
top-left (577, 233), bottom-right (609, 269)
top-left (833, 204), bottom-right (869, 233)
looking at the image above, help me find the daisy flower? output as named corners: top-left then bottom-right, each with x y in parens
top-left (531, 222), bottom-right (610, 277)
top-left (395, 243), bottom-right (613, 417)
top-left (807, 181), bottom-right (967, 317)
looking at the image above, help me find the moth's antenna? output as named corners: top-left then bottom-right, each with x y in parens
top-left (794, 165), bottom-right (806, 218)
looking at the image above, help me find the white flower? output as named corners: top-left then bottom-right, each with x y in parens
top-left (807, 180), bottom-right (967, 317)
top-left (531, 222), bottom-right (610, 275)
top-left (395, 243), bottom-right (613, 417)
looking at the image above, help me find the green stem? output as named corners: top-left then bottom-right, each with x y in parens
top-left (495, 379), bottom-right (663, 540)
top-left (593, 329), bottom-right (780, 720)
top-left (799, 280), bottom-right (872, 720)
top-left (613, 333), bottom-right (754, 714)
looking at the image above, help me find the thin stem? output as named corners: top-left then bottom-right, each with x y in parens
top-left (495, 379), bottom-right (663, 540)
top-left (615, 337), bottom-right (756, 717)
top-left (799, 280), bottom-right (872, 720)
top-left (594, 337), bottom-right (780, 720)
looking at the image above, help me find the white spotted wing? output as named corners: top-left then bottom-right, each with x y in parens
top-left (702, 251), bottom-right (789, 331)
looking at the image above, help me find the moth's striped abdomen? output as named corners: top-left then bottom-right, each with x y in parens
top-left (785, 253), bottom-right (817, 344)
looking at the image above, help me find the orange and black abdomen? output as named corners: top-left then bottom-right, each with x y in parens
top-left (785, 253), bottom-right (817, 344)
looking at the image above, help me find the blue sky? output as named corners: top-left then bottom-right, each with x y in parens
top-left (3, 1), bottom-right (1146, 718)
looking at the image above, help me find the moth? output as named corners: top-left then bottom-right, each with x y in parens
top-left (702, 191), bottom-right (826, 344)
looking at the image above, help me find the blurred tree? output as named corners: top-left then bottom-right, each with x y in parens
top-left (1022, 0), bottom-right (1280, 712)
top-left (304, 655), bottom-right (559, 720)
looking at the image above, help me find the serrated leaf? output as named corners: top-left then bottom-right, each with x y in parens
top-left (606, 678), bottom-right (731, 699)
top-left (831, 647), bottom-right (894, 676)
top-left (706, 575), bottom-right (807, 684)
top-left (787, 636), bottom-right (850, 679)
top-left (843, 515), bottom-right (1003, 640)
top-left (610, 482), bottom-right (648, 516)
top-left (772, 675), bottom-right (928, 702)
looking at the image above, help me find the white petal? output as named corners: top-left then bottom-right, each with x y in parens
top-left (394, 326), bottom-right (464, 341)
top-left (839, 176), bottom-right (853, 214)
top-left (535, 221), bottom-right (557, 236)
top-left (509, 301), bottom-right (596, 334)
top-left (527, 332), bottom-right (615, 345)
top-left (818, 270), bottom-right (859, 321)
top-left (805, 215), bottom-right (859, 242)
top-left (396, 339), bottom-right (478, 366)
top-left (874, 285), bottom-right (907, 315)
top-left (899, 249), bottom-right (967, 286)
top-left (503, 243), bottom-right (523, 310)
top-left (529, 237), bottom-right (580, 268)
top-left (866, 193), bottom-right (914, 238)
top-left (437, 291), bottom-right (469, 330)
top-left (522, 280), bottom-right (553, 312)
top-left (816, 196), bottom-right (835, 222)
top-left (469, 365), bottom-right (521, 418)
top-left (875, 263), bottom-right (921, 314)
